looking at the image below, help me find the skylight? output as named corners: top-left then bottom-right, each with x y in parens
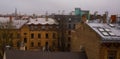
top-left (109, 24), bottom-right (115, 27)
top-left (104, 28), bottom-right (111, 32)
top-left (108, 32), bottom-right (115, 36)
top-left (101, 32), bottom-right (109, 36)
top-left (98, 28), bottom-right (104, 31)
top-left (97, 27), bottom-right (116, 36)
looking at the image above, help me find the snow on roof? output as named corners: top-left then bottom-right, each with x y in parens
top-left (87, 23), bottom-right (120, 42)
top-left (12, 20), bottom-right (28, 29)
top-left (0, 17), bottom-right (28, 29)
top-left (27, 18), bottom-right (58, 25)
top-left (0, 17), bottom-right (10, 22)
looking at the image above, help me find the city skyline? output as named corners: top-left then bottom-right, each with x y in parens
top-left (0, 0), bottom-right (120, 15)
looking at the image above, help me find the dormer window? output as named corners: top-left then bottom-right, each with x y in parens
top-left (69, 18), bottom-right (71, 22)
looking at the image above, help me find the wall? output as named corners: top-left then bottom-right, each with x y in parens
top-left (71, 23), bottom-right (101, 59)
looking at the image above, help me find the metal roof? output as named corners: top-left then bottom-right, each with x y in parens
top-left (87, 23), bottom-right (120, 43)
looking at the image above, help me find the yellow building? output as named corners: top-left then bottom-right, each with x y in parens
top-left (20, 18), bottom-right (59, 51)
top-left (71, 22), bottom-right (120, 59)
top-left (0, 17), bottom-right (59, 51)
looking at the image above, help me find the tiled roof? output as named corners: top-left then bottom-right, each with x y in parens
top-left (87, 23), bottom-right (120, 43)
top-left (4, 50), bottom-right (87, 59)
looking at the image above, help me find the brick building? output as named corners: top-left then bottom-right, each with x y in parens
top-left (71, 22), bottom-right (120, 59)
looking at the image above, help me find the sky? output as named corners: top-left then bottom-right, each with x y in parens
top-left (0, 0), bottom-right (120, 15)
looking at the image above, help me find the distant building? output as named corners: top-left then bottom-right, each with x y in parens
top-left (52, 15), bottom-right (81, 51)
top-left (75, 8), bottom-right (90, 19)
top-left (71, 22), bottom-right (120, 59)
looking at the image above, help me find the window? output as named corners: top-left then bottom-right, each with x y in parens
top-left (24, 33), bottom-right (27, 35)
top-left (30, 25), bottom-right (34, 30)
top-left (34, 26), bottom-right (37, 29)
top-left (17, 41), bottom-right (20, 47)
top-left (17, 33), bottom-right (20, 39)
top-left (73, 24), bottom-right (75, 29)
top-left (24, 38), bottom-right (27, 43)
top-left (108, 50), bottom-right (117, 59)
top-left (68, 24), bottom-right (71, 29)
top-left (10, 33), bottom-right (13, 38)
top-left (68, 37), bottom-right (71, 42)
top-left (45, 42), bottom-right (49, 51)
top-left (38, 42), bottom-right (41, 47)
top-left (68, 31), bottom-right (71, 35)
top-left (41, 26), bottom-right (45, 29)
top-left (53, 33), bottom-right (56, 39)
top-left (98, 28), bottom-right (116, 36)
top-left (38, 33), bottom-right (41, 39)
top-left (46, 33), bottom-right (49, 39)
top-left (102, 32), bottom-right (109, 36)
top-left (67, 44), bottom-right (71, 48)
top-left (68, 18), bottom-right (71, 22)
top-left (31, 33), bottom-right (34, 39)
top-left (67, 44), bottom-right (71, 51)
top-left (31, 42), bottom-right (34, 47)
top-left (98, 28), bottom-right (105, 31)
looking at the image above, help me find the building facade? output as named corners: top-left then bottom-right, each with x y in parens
top-left (53, 15), bottom-right (81, 51)
top-left (71, 22), bottom-right (120, 59)
top-left (0, 17), bottom-right (59, 51)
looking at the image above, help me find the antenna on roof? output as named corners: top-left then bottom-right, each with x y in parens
top-left (15, 8), bottom-right (18, 20)
top-left (105, 11), bottom-right (109, 24)
top-left (62, 10), bottom-right (65, 15)
top-left (94, 11), bottom-right (98, 19)
top-left (45, 11), bottom-right (48, 21)
top-left (58, 10), bottom-right (60, 15)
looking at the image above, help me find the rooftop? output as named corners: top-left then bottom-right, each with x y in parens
top-left (4, 50), bottom-right (87, 59)
top-left (0, 17), bottom-right (28, 29)
top-left (87, 23), bottom-right (120, 43)
top-left (27, 18), bottom-right (58, 25)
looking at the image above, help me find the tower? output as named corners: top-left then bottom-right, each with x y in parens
top-left (14, 8), bottom-right (18, 20)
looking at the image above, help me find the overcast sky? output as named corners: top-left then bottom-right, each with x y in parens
top-left (0, 0), bottom-right (120, 15)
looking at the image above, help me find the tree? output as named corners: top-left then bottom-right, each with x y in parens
top-left (0, 21), bottom-right (15, 57)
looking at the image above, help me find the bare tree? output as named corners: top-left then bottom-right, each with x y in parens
top-left (0, 21), bottom-right (15, 57)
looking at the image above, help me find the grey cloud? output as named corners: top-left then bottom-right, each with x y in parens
top-left (0, 0), bottom-right (120, 15)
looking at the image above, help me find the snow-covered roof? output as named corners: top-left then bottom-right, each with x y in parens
top-left (27, 18), bottom-right (58, 25)
top-left (12, 20), bottom-right (28, 29)
top-left (0, 17), bottom-right (10, 22)
top-left (0, 17), bottom-right (28, 29)
top-left (87, 23), bottom-right (120, 43)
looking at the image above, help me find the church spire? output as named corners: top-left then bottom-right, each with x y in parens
top-left (15, 8), bottom-right (18, 20)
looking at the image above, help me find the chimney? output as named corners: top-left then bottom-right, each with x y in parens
top-left (45, 11), bottom-right (48, 21)
top-left (81, 14), bottom-right (87, 23)
top-left (9, 16), bottom-right (12, 22)
top-left (46, 16), bottom-right (48, 21)
top-left (105, 11), bottom-right (109, 24)
top-left (110, 15), bottom-right (116, 23)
